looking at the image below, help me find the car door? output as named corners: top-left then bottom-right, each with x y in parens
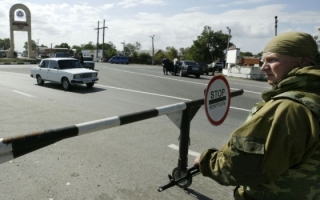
top-left (39, 60), bottom-right (49, 80)
top-left (47, 60), bottom-right (59, 82)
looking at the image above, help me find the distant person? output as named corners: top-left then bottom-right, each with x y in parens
top-left (162, 57), bottom-right (169, 75)
top-left (79, 53), bottom-right (84, 65)
top-left (194, 31), bottom-right (320, 199)
top-left (173, 57), bottom-right (179, 75)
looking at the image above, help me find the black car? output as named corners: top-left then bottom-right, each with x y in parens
top-left (177, 60), bottom-right (204, 78)
top-left (197, 62), bottom-right (209, 75)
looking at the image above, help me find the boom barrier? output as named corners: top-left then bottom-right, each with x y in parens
top-left (0, 89), bottom-right (244, 189)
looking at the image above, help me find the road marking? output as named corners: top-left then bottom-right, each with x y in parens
top-left (230, 106), bottom-right (251, 112)
top-left (96, 84), bottom-right (191, 101)
top-left (12, 90), bottom-right (34, 97)
top-left (103, 66), bottom-right (262, 94)
top-left (0, 71), bottom-right (251, 112)
top-left (168, 144), bottom-right (201, 157)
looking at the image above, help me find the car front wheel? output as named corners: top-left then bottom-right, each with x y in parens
top-left (62, 78), bottom-right (71, 90)
top-left (36, 75), bottom-right (44, 85)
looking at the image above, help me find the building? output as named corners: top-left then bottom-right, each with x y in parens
top-left (81, 49), bottom-right (103, 61)
top-left (238, 56), bottom-right (262, 66)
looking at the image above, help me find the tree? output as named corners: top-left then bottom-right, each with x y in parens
top-left (124, 42), bottom-right (142, 56)
top-left (55, 43), bottom-right (70, 49)
top-left (240, 51), bottom-right (253, 57)
top-left (179, 47), bottom-right (188, 59)
top-left (72, 45), bottom-right (82, 53)
top-left (97, 41), bottom-right (117, 60)
top-left (154, 50), bottom-right (166, 61)
top-left (82, 41), bottom-right (96, 50)
top-left (165, 46), bottom-right (178, 60)
top-left (185, 26), bottom-right (234, 63)
top-left (23, 40), bottom-right (37, 54)
top-left (0, 38), bottom-right (10, 50)
top-left (313, 35), bottom-right (320, 51)
top-left (138, 52), bottom-right (151, 64)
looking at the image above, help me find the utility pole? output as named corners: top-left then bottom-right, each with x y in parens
top-left (275, 16), bottom-right (278, 36)
top-left (226, 27), bottom-right (231, 70)
top-left (101, 20), bottom-right (108, 61)
top-left (95, 21), bottom-right (100, 60)
top-left (150, 35), bottom-right (155, 65)
top-left (121, 41), bottom-right (125, 55)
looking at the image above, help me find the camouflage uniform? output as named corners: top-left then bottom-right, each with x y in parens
top-left (198, 66), bottom-right (320, 199)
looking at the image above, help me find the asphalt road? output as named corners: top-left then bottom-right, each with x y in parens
top-left (0, 63), bottom-right (270, 200)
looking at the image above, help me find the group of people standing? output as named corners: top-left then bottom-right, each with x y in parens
top-left (162, 56), bottom-right (180, 75)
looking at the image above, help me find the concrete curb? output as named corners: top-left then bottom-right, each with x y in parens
top-left (0, 62), bottom-right (38, 65)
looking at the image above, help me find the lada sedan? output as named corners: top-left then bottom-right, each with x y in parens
top-left (30, 58), bottom-right (98, 90)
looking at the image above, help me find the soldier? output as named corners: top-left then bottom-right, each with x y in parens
top-left (194, 31), bottom-right (320, 199)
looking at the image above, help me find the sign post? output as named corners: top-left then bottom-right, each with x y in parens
top-left (204, 75), bottom-right (231, 126)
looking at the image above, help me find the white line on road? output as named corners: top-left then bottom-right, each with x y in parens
top-left (103, 66), bottom-right (263, 94)
top-left (12, 90), bottom-right (34, 98)
top-left (96, 84), bottom-right (191, 101)
top-left (168, 144), bottom-right (201, 157)
top-left (0, 71), bottom-right (251, 112)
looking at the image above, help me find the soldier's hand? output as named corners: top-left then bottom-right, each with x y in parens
top-left (194, 155), bottom-right (201, 166)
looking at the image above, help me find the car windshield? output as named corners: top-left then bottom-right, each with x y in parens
top-left (185, 61), bottom-right (197, 65)
top-left (58, 60), bottom-right (82, 69)
top-left (83, 57), bottom-right (93, 61)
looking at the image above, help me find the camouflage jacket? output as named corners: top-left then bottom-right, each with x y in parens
top-left (198, 65), bottom-right (320, 199)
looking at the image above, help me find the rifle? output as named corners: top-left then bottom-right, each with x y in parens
top-left (158, 166), bottom-right (200, 192)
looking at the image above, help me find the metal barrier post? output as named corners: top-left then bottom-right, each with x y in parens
top-left (177, 106), bottom-right (191, 176)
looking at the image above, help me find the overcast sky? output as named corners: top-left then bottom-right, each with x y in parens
top-left (0, 0), bottom-right (319, 54)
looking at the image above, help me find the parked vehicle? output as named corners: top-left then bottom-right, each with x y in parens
top-left (212, 62), bottom-right (224, 72)
top-left (82, 56), bottom-right (95, 70)
top-left (197, 62), bottom-right (209, 75)
top-left (30, 58), bottom-right (98, 90)
top-left (108, 56), bottom-right (129, 64)
top-left (177, 60), bottom-right (204, 78)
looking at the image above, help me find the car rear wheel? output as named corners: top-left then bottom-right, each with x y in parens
top-left (86, 83), bottom-right (94, 88)
top-left (196, 74), bottom-right (200, 78)
top-left (62, 78), bottom-right (71, 90)
top-left (36, 75), bottom-right (44, 85)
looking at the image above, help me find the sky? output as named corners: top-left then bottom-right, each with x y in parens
top-left (0, 0), bottom-right (320, 54)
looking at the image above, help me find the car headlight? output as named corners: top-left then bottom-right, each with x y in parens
top-left (92, 73), bottom-right (97, 77)
top-left (74, 74), bottom-right (81, 79)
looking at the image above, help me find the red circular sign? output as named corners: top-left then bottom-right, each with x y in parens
top-left (204, 75), bottom-right (231, 126)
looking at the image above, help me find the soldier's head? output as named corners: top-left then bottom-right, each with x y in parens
top-left (261, 31), bottom-right (320, 85)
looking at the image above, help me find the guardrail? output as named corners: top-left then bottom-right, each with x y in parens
top-left (0, 89), bottom-right (244, 189)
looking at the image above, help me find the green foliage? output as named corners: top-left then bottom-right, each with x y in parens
top-left (165, 46), bottom-right (178, 60)
top-left (240, 51), bottom-right (253, 57)
top-left (23, 40), bottom-right (37, 54)
top-left (256, 51), bottom-right (263, 57)
top-left (185, 26), bottom-right (234, 63)
top-left (71, 45), bottom-right (82, 53)
top-left (154, 50), bottom-right (165, 61)
top-left (82, 41), bottom-right (96, 50)
top-left (98, 41), bottom-right (117, 60)
top-left (124, 42), bottom-right (141, 56)
top-left (138, 52), bottom-right (151, 64)
top-left (0, 38), bottom-right (10, 50)
top-left (55, 43), bottom-right (70, 49)
top-left (313, 35), bottom-right (320, 51)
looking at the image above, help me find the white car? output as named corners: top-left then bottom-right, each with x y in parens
top-left (30, 58), bottom-right (98, 90)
